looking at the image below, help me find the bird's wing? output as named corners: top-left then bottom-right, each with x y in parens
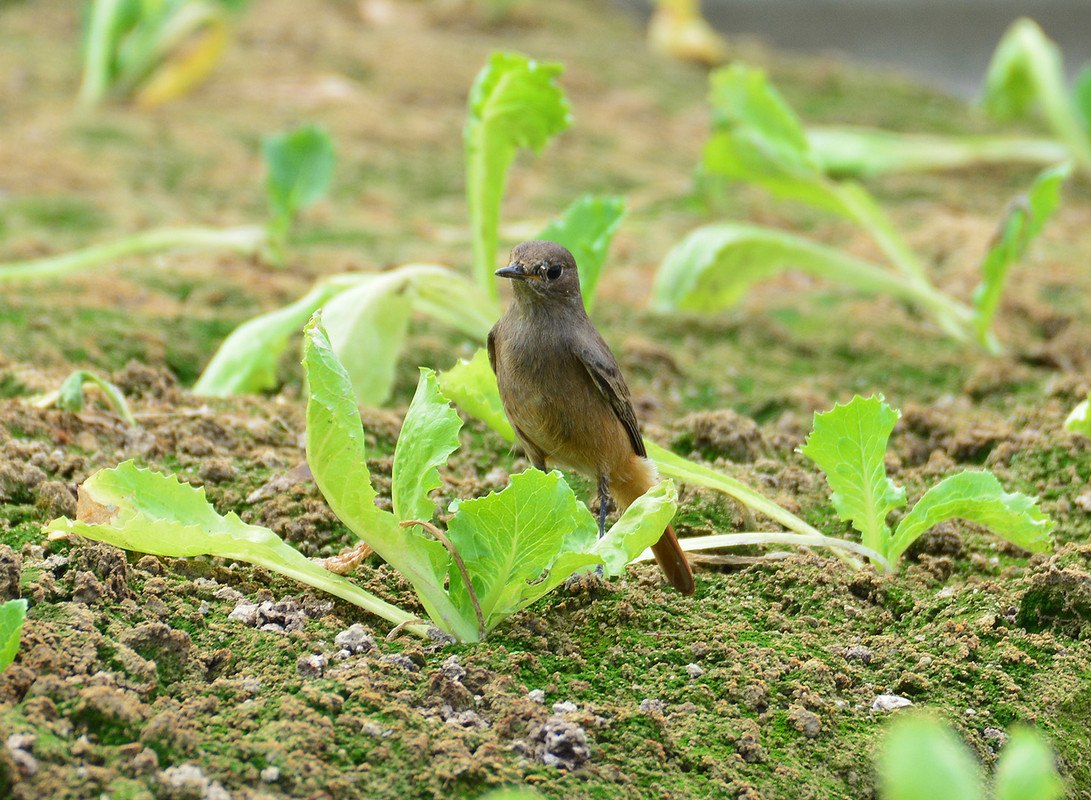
top-left (487, 327), bottom-right (498, 374)
top-left (575, 334), bottom-right (646, 458)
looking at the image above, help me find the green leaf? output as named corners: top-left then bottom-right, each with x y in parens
top-left (392, 369), bottom-right (463, 523)
top-left (800, 395), bottom-right (906, 556)
top-left (194, 277), bottom-right (361, 396)
top-left (321, 273), bottom-right (417, 408)
top-left (807, 126), bottom-right (1069, 179)
top-left (437, 348), bottom-right (516, 442)
top-left (446, 469), bottom-right (599, 632)
top-left (980, 18), bottom-right (1091, 172)
top-left (537, 194), bottom-right (627, 313)
top-left (54, 369), bottom-right (136, 427)
top-left (1064, 396), bottom-right (1091, 436)
top-left (465, 52), bottom-right (572, 300)
top-left (704, 65), bottom-right (861, 220)
top-left (412, 271), bottom-right (499, 341)
top-left (263, 125), bottom-right (336, 227)
top-left (1074, 63), bottom-right (1091, 133)
top-left (707, 64), bottom-right (814, 175)
top-left (195, 265), bottom-right (495, 399)
top-left (591, 481), bottom-right (677, 577)
top-left (981, 18), bottom-right (1063, 122)
top-left (0, 598), bottom-right (28, 673)
top-left (878, 715), bottom-right (984, 800)
top-left (972, 161), bottom-right (1072, 352)
top-left (650, 224), bottom-right (962, 327)
top-left (302, 317), bottom-right (478, 641)
top-left (45, 462), bottom-right (426, 636)
top-left (889, 470), bottom-right (1053, 564)
top-left (995, 728), bottom-right (1064, 800)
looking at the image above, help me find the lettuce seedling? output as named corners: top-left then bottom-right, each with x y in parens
top-left (0, 599), bottom-right (28, 674)
top-left (654, 64), bottom-right (1070, 353)
top-left (1064, 395), bottom-right (1091, 436)
top-left (800, 395), bottom-right (1053, 568)
top-left (981, 18), bottom-right (1091, 175)
top-left (262, 125), bottom-right (336, 265)
top-left (878, 714), bottom-right (1063, 800)
top-left (0, 123), bottom-right (332, 283)
top-left (465, 52), bottom-right (572, 300)
top-left (536, 194), bottom-right (626, 313)
top-left (972, 161), bottom-right (1070, 351)
top-left (194, 190), bottom-right (624, 401)
top-left (79, 0), bottom-right (248, 109)
top-left (48, 317), bottom-right (673, 642)
top-left (30, 369), bottom-right (137, 428)
top-left (806, 126), bottom-right (1068, 180)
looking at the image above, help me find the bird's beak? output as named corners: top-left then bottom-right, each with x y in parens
top-left (495, 263), bottom-right (541, 281)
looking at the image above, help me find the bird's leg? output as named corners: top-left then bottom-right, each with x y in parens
top-left (597, 474), bottom-right (613, 540)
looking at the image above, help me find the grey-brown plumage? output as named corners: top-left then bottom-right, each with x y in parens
top-left (488, 240), bottom-right (695, 595)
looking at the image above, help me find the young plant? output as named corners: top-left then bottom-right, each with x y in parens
top-left (805, 126), bottom-right (1067, 180)
top-left (981, 17), bottom-right (1091, 175)
top-left (465, 52), bottom-right (572, 300)
top-left (193, 192), bottom-right (625, 403)
top-left (878, 714), bottom-right (1063, 800)
top-left (78, 0), bottom-right (248, 109)
top-left (0, 123), bottom-right (332, 283)
top-left (30, 369), bottom-right (136, 428)
top-left (0, 599), bottom-right (29, 674)
top-left (48, 317), bottom-right (672, 642)
top-left (262, 125), bottom-right (336, 264)
top-left (1064, 395), bottom-right (1090, 436)
top-left (653, 64), bottom-right (1070, 353)
top-left (800, 395), bottom-right (1053, 569)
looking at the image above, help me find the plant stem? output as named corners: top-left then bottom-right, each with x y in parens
top-left (248, 555), bottom-right (433, 639)
top-left (645, 441), bottom-right (869, 570)
top-left (403, 520), bottom-right (486, 639)
top-left (78, 0), bottom-right (127, 108)
top-left (0, 225), bottom-right (267, 283)
top-left (634, 531), bottom-right (891, 573)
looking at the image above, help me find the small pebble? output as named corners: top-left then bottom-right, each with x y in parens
top-left (552, 701), bottom-right (577, 714)
top-left (260, 766), bottom-right (281, 783)
top-left (441, 655), bottom-right (465, 683)
top-left (296, 654), bottom-right (327, 678)
top-left (527, 689), bottom-right (545, 703)
top-left (872, 694), bottom-right (913, 712)
top-left (639, 698), bottom-right (665, 715)
top-left (334, 624), bottom-right (375, 655)
top-left (685, 663), bottom-right (704, 678)
top-left (379, 654), bottom-right (418, 672)
top-left (844, 645), bottom-right (873, 664)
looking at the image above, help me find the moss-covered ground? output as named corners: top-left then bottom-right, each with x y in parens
top-left (2, 1), bottom-right (1091, 798)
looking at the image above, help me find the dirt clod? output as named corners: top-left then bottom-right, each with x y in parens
top-left (1017, 544), bottom-right (1091, 638)
top-left (0, 546), bottom-right (22, 599)
top-left (787, 704), bottom-right (822, 738)
top-left (197, 458), bottom-right (237, 484)
top-left (34, 480), bottom-right (76, 519)
top-left (676, 409), bottom-right (765, 462)
top-left (530, 714), bottom-right (592, 771)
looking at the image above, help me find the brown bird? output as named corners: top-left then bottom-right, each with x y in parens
top-left (488, 240), bottom-right (695, 595)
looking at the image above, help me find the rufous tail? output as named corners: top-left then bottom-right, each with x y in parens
top-left (651, 523), bottom-right (695, 595)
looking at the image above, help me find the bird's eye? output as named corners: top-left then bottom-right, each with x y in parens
top-left (545, 265), bottom-right (562, 281)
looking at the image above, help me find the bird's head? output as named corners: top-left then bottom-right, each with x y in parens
top-left (495, 240), bottom-right (582, 304)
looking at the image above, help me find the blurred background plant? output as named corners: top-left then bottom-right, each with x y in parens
top-left (78, 0), bottom-right (249, 109)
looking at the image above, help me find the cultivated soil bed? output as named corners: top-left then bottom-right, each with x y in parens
top-left (2, 2), bottom-right (1091, 799)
